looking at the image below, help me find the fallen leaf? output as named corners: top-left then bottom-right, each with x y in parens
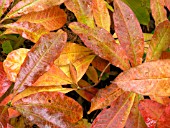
top-left (0, 0), bottom-right (13, 17)
top-left (86, 66), bottom-right (99, 84)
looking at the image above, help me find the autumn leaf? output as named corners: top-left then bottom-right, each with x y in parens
top-left (150, 0), bottom-right (167, 26)
top-left (13, 92), bottom-right (83, 127)
top-left (92, 0), bottom-right (110, 32)
top-left (113, 0), bottom-right (144, 66)
top-left (164, 0), bottom-right (170, 10)
top-left (3, 22), bottom-right (49, 43)
top-left (0, 0), bottom-right (13, 17)
top-left (18, 6), bottom-right (67, 31)
top-left (3, 0), bottom-right (66, 20)
top-left (14, 30), bottom-right (67, 93)
top-left (160, 51), bottom-right (170, 59)
top-left (86, 66), bottom-right (99, 84)
top-left (113, 59), bottom-right (170, 96)
top-left (88, 83), bottom-right (124, 114)
top-left (0, 106), bottom-right (11, 128)
top-left (146, 20), bottom-right (170, 61)
top-left (3, 48), bottom-right (29, 82)
top-left (64, 0), bottom-right (95, 28)
top-left (91, 92), bottom-right (136, 128)
top-left (69, 22), bottom-right (130, 70)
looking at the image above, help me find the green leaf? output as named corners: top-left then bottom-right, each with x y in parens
top-left (2, 40), bottom-right (13, 54)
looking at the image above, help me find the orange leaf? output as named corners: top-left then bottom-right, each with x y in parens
top-left (88, 83), bottom-right (124, 114)
top-left (150, 0), bottom-right (167, 26)
top-left (160, 51), bottom-right (170, 59)
top-left (69, 63), bottom-right (78, 84)
top-left (69, 22), bottom-right (130, 70)
top-left (114, 59), bottom-right (170, 96)
top-left (13, 92), bottom-right (83, 127)
top-left (3, 48), bottom-right (29, 82)
top-left (14, 30), bottom-right (67, 93)
top-left (18, 6), bottom-right (67, 31)
top-left (3, 22), bottom-right (49, 43)
top-left (164, 0), bottom-right (170, 10)
top-left (91, 92), bottom-right (136, 128)
top-left (64, 0), bottom-right (95, 28)
top-left (92, 0), bottom-right (110, 32)
top-left (113, 0), bottom-right (144, 66)
top-left (86, 66), bottom-right (99, 84)
top-left (146, 20), bottom-right (170, 61)
top-left (0, 0), bottom-right (13, 17)
top-left (8, 108), bottom-right (20, 119)
top-left (0, 106), bottom-right (10, 128)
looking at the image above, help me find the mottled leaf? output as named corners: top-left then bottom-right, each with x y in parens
top-left (18, 6), bottom-right (67, 31)
top-left (33, 65), bottom-right (72, 87)
top-left (88, 83), bottom-right (124, 114)
top-left (139, 99), bottom-right (165, 128)
top-left (69, 22), bottom-right (130, 70)
top-left (164, 0), bottom-right (170, 10)
top-left (76, 79), bottom-right (98, 101)
top-left (91, 92), bottom-right (136, 128)
top-left (0, 0), bottom-right (13, 17)
top-left (4, 0), bottom-right (66, 19)
top-left (150, 0), bottom-right (167, 26)
top-left (86, 66), bottom-right (98, 83)
top-left (125, 94), bottom-right (147, 128)
top-left (146, 20), bottom-right (170, 61)
top-left (0, 106), bottom-right (10, 128)
top-left (91, 56), bottom-right (110, 73)
top-left (121, 0), bottom-right (150, 25)
top-left (3, 48), bottom-right (29, 82)
top-left (12, 86), bottom-right (74, 103)
top-left (64, 0), bottom-right (95, 28)
top-left (69, 63), bottom-right (78, 84)
top-left (3, 22), bottom-right (49, 43)
top-left (92, 0), bottom-right (110, 32)
top-left (13, 92), bottom-right (83, 127)
top-left (113, 0), bottom-right (144, 66)
top-left (14, 30), bottom-right (67, 93)
top-left (0, 62), bottom-right (12, 97)
top-left (114, 59), bottom-right (170, 96)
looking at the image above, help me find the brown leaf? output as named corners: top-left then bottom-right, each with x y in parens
top-left (146, 20), bottom-right (170, 61)
top-left (4, 0), bottom-right (66, 19)
top-left (114, 59), bottom-right (170, 96)
top-left (92, 0), bottom-right (110, 32)
top-left (3, 48), bottom-right (29, 82)
top-left (91, 92), bottom-right (136, 128)
top-left (0, 0), bottom-right (13, 17)
top-left (125, 94), bottom-right (147, 128)
top-left (160, 51), bottom-right (170, 59)
top-left (139, 99), bottom-right (165, 128)
top-left (0, 106), bottom-right (10, 128)
top-left (113, 0), bottom-right (144, 66)
top-left (3, 22), bottom-right (49, 43)
top-left (0, 62), bottom-right (12, 97)
top-left (69, 22), bottom-right (130, 70)
top-left (86, 66), bottom-right (99, 84)
top-left (150, 0), bottom-right (167, 26)
top-left (13, 92), bottom-right (83, 127)
top-left (88, 83), bottom-right (124, 114)
top-left (65, 0), bottom-right (95, 28)
top-left (18, 6), bottom-right (67, 31)
top-left (14, 30), bottom-right (67, 93)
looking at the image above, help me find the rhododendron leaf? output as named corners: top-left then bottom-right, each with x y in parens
top-left (3, 48), bottom-right (29, 82)
top-left (92, 0), bottom-right (110, 32)
top-left (64, 0), bottom-right (95, 28)
top-left (12, 86), bottom-right (74, 103)
top-left (4, 0), bottom-right (66, 19)
top-left (76, 79), bottom-right (98, 101)
top-left (0, 62), bottom-right (12, 98)
top-left (14, 30), bottom-right (67, 93)
top-left (138, 99), bottom-right (165, 128)
top-left (86, 66), bottom-right (99, 84)
top-left (0, 0), bottom-right (13, 17)
top-left (88, 83), bottom-right (124, 114)
top-left (114, 59), bottom-right (170, 96)
top-left (3, 22), bottom-right (49, 43)
top-left (91, 92), bottom-right (136, 128)
top-left (18, 6), bottom-right (67, 31)
top-left (125, 94), bottom-right (147, 128)
top-left (33, 65), bottom-right (72, 86)
top-left (69, 22), bottom-right (130, 70)
top-left (146, 20), bottom-right (170, 61)
top-left (13, 92), bottom-right (83, 127)
top-left (113, 0), bottom-right (144, 66)
top-left (150, 0), bottom-right (167, 26)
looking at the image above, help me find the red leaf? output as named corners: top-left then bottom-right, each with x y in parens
top-left (160, 51), bottom-right (170, 59)
top-left (0, 106), bottom-right (10, 128)
top-left (139, 99), bottom-right (165, 128)
top-left (164, 0), bottom-right (170, 10)
top-left (14, 30), bottom-right (67, 93)
top-left (13, 92), bottom-right (83, 127)
top-left (69, 22), bottom-right (130, 70)
top-left (113, 0), bottom-right (144, 66)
